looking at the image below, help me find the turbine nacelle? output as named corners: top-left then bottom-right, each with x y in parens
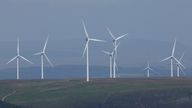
top-left (144, 62), bottom-right (153, 71)
top-left (106, 26), bottom-right (128, 44)
top-left (85, 38), bottom-right (89, 42)
top-left (16, 55), bottom-right (20, 58)
top-left (102, 50), bottom-right (113, 57)
top-left (33, 37), bottom-right (53, 67)
top-left (144, 67), bottom-right (153, 71)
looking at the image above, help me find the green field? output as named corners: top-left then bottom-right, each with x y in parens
top-left (0, 78), bottom-right (192, 108)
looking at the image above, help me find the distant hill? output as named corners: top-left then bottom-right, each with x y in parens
top-left (0, 65), bottom-right (191, 80)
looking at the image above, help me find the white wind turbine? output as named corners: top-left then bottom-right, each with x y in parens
top-left (82, 20), bottom-right (105, 82)
top-left (102, 43), bottom-right (120, 78)
top-left (176, 53), bottom-right (185, 77)
top-left (144, 62), bottom-right (153, 78)
top-left (7, 38), bottom-right (33, 80)
top-left (160, 39), bottom-right (184, 77)
top-left (33, 37), bottom-right (53, 79)
top-left (106, 27), bottom-right (128, 78)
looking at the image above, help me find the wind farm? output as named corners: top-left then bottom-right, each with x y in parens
top-left (0, 22), bottom-right (191, 108)
top-left (1, 0), bottom-right (192, 108)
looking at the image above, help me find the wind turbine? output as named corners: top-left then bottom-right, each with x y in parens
top-left (112, 43), bottom-right (120, 78)
top-left (33, 36), bottom-right (53, 79)
top-left (160, 39), bottom-right (184, 77)
top-left (106, 27), bottom-right (128, 78)
top-left (176, 53), bottom-right (185, 77)
top-left (7, 38), bottom-right (33, 80)
top-left (82, 20), bottom-right (105, 82)
top-left (102, 43), bottom-right (120, 78)
top-left (144, 62), bottom-right (153, 78)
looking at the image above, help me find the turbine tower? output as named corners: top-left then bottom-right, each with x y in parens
top-left (176, 53), bottom-right (185, 77)
top-left (82, 20), bottom-right (105, 82)
top-left (160, 39), bottom-right (184, 77)
top-left (7, 38), bottom-right (33, 80)
top-left (112, 43), bottom-right (120, 78)
top-left (106, 27), bottom-right (128, 78)
top-left (144, 62), bottom-right (153, 78)
top-left (33, 36), bottom-right (53, 79)
top-left (102, 51), bottom-right (113, 78)
top-left (102, 43), bottom-right (120, 78)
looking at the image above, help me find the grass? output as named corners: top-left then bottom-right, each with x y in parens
top-left (0, 78), bottom-right (192, 108)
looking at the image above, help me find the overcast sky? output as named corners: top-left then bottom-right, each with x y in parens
top-left (0, 0), bottom-right (192, 69)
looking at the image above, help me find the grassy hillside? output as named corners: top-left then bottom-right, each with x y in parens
top-left (0, 78), bottom-right (192, 108)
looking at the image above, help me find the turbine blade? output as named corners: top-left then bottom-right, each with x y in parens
top-left (20, 56), bottom-right (33, 64)
top-left (82, 20), bottom-right (89, 38)
top-left (102, 50), bottom-right (111, 55)
top-left (82, 42), bottom-right (88, 58)
top-left (177, 65), bottom-right (185, 69)
top-left (106, 26), bottom-right (115, 39)
top-left (115, 59), bottom-right (119, 73)
top-left (178, 64), bottom-right (185, 76)
top-left (33, 52), bottom-right (42, 56)
top-left (43, 36), bottom-right (49, 52)
top-left (7, 56), bottom-right (17, 64)
top-left (172, 39), bottom-right (177, 56)
top-left (44, 54), bottom-right (53, 67)
top-left (116, 33), bottom-right (128, 40)
top-left (179, 62), bottom-right (186, 69)
top-left (149, 67), bottom-right (153, 71)
top-left (179, 53), bottom-right (185, 61)
top-left (89, 38), bottom-right (105, 42)
top-left (160, 56), bottom-right (171, 62)
top-left (17, 37), bottom-right (20, 55)
top-left (115, 42), bottom-right (120, 50)
top-left (144, 67), bottom-right (148, 70)
top-left (113, 42), bottom-right (120, 59)
top-left (180, 66), bottom-right (185, 76)
top-left (173, 57), bottom-right (185, 69)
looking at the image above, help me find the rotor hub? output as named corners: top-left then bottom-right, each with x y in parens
top-left (86, 38), bottom-right (88, 42)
